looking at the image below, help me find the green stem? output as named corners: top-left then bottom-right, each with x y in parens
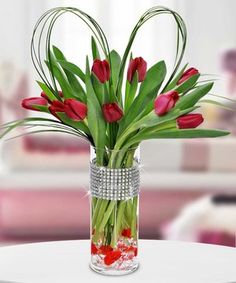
top-left (111, 201), bottom-right (126, 248)
top-left (131, 196), bottom-right (138, 239)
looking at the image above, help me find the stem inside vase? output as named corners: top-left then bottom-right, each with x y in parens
top-left (90, 146), bottom-right (139, 274)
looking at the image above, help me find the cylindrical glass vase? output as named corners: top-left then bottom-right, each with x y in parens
top-left (90, 146), bottom-right (140, 276)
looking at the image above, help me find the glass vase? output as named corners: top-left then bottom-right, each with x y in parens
top-left (90, 146), bottom-right (140, 275)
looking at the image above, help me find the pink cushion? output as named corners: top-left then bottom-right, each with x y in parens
top-left (198, 231), bottom-right (235, 247)
top-left (0, 191), bottom-right (89, 236)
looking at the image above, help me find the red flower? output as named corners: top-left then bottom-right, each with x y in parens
top-left (104, 250), bottom-right (122, 266)
top-left (64, 99), bottom-right (87, 121)
top-left (49, 100), bottom-right (65, 118)
top-left (102, 103), bottom-right (123, 123)
top-left (177, 67), bottom-right (199, 85)
top-left (91, 243), bottom-right (98, 255)
top-left (100, 245), bottom-right (113, 255)
top-left (127, 57), bottom-right (147, 82)
top-left (21, 97), bottom-right (48, 111)
top-left (92, 59), bottom-right (110, 83)
top-left (177, 113), bottom-right (204, 129)
top-left (121, 228), bottom-right (132, 238)
top-left (154, 90), bottom-right (179, 116)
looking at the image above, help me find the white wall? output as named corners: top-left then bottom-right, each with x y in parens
top-left (1, 0), bottom-right (236, 96)
top-left (176, 0), bottom-right (236, 94)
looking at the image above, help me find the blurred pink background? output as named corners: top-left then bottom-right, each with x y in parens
top-left (0, 0), bottom-right (235, 247)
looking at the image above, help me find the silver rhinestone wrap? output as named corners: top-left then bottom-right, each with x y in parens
top-left (90, 161), bottom-right (140, 200)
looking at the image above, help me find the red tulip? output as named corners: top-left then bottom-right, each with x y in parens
top-left (92, 59), bottom-right (110, 83)
top-left (127, 57), bottom-right (147, 82)
top-left (48, 100), bottom-right (65, 118)
top-left (21, 97), bottom-right (48, 111)
top-left (177, 67), bottom-right (199, 85)
top-left (102, 103), bottom-right (123, 123)
top-left (104, 250), bottom-right (122, 266)
top-left (177, 113), bottom-right (204, 129)
top-left (154, 90), bottom-right (179, 116)
top-left (64, 99), bottom-right (87, 121)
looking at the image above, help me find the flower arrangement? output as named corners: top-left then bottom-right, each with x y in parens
top-left (1, 6), bottom-right (230, 275)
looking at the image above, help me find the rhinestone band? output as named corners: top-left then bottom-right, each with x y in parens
top-left (90, 160), bottom-right (140, 200)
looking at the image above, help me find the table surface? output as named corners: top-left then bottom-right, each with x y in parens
top-left (0, 240), bottom-right (235, 283)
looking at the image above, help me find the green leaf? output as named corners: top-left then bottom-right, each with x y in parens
top-left (37, 81), bottom-right (58, 102)
top-left (45, 60), bottom-right (76, 99)
top-left (125, 72), bottom-right (138, 114)
top-left (127, 129), bottom-right (230, 145)
top-left (0, 117), bottom-right (85, 139)
top-left (91, 36), bottom-right (101, 60)
top-left (174, 73), bottom-right (200, 94)
top-left (57, 60), bottom-right (85, 83)
top-left (146, 129), bottom-right (230, 139)
top-left (91, 74), bottom-right (105, 105)
top-left (133, 106), bottom-right (197, 132)
top-left (177, 82), bottom-right (213, 110)
top-left (118, 60), bottom-right (167, 137)
top-left (162, 63), bottom-right (188, 92)
top-left (56, 112), bottom-right (90, 135)
top-left (85, 56), bottom-right (106, 165)
top-left (115, 106), bottom-right (197, 150)
top-left (33, 105), bottom-right (50, 113)
top-left (52, 46), bottom-right (86, 102)
top-left (109, 50), bottom-right (121, 91)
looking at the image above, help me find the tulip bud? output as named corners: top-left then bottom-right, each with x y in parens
top-left (64, 99), bottom-right (87, 121)
top-left (127, 57), bottom-right (147, 83)
top-left (177, 67), bottom-right (199, 85)
top-left (48, 100), bottom-right (65, 118)
top-left (177, 113), bottom-right (204, 129)
top-left (21, 97), bottom-right (48, 111)
top-left (102, 103), bottom-right (123, 123)
top-left (92, 59), bottom-right (110, 83)
top-left (154, 91), bottom-right (179, 116)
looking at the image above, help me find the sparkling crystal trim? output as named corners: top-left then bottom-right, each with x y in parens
top-left (90, 160), bottom-right (140, 200)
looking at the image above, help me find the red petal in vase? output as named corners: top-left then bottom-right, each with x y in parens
top-left (104, 250), bottom-right (122, 266)
top-left (121, 228), bottom-right (132, 238)
top-left (100, 245), bottom-right (113, 255)
top-left (91, 243), bottom-right (98, 255)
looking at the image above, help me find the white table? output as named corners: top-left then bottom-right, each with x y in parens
top-left (0, 240), bottom-right (235, 283)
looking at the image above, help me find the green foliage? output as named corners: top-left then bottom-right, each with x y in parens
top-left (57, 60), bottom-right (85, 82)
top-left (175, 73), bottom-right (200, 94)
top-left (1, 6), bottom-right (230, 174)
top-left (52, 46), bottom-right (86, 102)
top-left (118, 61), bottom-right (167, 137)
top-left (85, 57), bottom-right (106, 165)
top-left (37, 81), bottom-right (58, 101)
top-left (177, 82), bottom-right (214, 110)
top-left (109, 50), bottom-right (121, 91)
top-left (125, 72), bottom-right (138, 114)
top-left (91, 36), bottom-right (101, 60)
top-left (163, 63), bottom-right (188, 92)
